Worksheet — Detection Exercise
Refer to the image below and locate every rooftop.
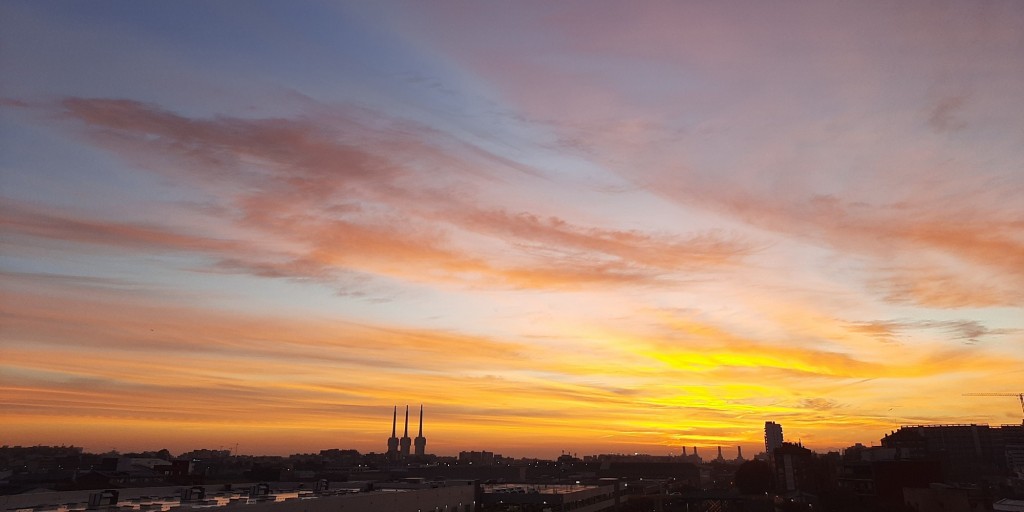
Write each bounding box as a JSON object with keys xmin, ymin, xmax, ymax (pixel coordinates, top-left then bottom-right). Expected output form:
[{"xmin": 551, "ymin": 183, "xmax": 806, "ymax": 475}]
[{"xmin": 481, "ymin": 483, "xmax": 597, "ymax": 495}]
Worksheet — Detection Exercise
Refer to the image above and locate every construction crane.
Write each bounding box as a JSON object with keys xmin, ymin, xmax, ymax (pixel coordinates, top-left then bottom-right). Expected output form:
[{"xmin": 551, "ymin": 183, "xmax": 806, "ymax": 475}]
[{"xmin": 962, "ymin": 393, "xmax": 1024, "ymax": 422}]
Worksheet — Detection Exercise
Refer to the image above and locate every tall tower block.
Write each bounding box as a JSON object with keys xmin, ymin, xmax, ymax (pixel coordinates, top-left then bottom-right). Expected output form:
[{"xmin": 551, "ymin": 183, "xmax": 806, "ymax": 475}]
[
  {"xmin": 399, "ymin": 405, "xmax": 412, "ymax": 459},
  {"xmin": 765, "ymin": 421, "xmax": 784, "ymax": 460},
  {"xmin": 414, "ymin": 404, "xmax": 427, "ymax": 456},
  {"xmin": 386, "ymin": 406, "xmax": 399, "ymax": 461}
]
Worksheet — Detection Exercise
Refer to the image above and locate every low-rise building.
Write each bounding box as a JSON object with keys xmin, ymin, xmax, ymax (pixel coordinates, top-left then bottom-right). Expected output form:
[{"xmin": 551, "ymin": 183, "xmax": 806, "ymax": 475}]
[{"xmin": 478, "ymin": 483, "xmax": 617, "ymax": 512}]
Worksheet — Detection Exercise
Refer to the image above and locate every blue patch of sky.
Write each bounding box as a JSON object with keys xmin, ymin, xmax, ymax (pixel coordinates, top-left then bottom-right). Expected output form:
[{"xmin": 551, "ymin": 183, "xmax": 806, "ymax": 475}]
[
  {"xmin": 11, "ymin": 1, "xmax": 542, "ymax": 172},
  {"xmin": 6, "ymin": 1, "xmax": 594, "ymax": 201},
  {"xmin": 0, "ymin": 116, "xmax": 223, "ymax": 231}
]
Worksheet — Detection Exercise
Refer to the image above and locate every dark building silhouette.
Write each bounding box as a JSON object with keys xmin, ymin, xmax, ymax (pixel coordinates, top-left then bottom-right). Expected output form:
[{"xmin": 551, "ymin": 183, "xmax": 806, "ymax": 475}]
[
  {"xmin": 386, "ymin": 406, "xmax": 400, "ymax": 462},
  {"xmin": 881, "ymin": 423, "xmax": 1020, "ymax": 483},
  {"xmin": 399, "ymin": 405, "xmax": 412, "ymax": 460},
  {"xmin": 479, "ymin": 482, "xmax": 618, "ymax": 511},
  {"xmin": 1004, "ymin": 423, "xmax": 1024, "ymax": 478},
  {"xmin": 689, "ymin": 446, "xmax": 702, "ymax": 463},
  {"xmin": 764, "ymin": 421, "xmax": 783, "ymax": 461},
  {"xmin": 838, "ymin": 445, "xmax": 943, "ymax": 510},
  {"xmin": 385, "ymin": 404, "xmax": 429, "ymax": 463},
  {"xmin": 774, "ymin": 442, "xmax": 814, "ymax": 493},
  {"xmin": 414, "ymin": 404, "xmax": 427, "ymax": 457},
  {"xmin": 459, "ymin": 450, "xmax": 497, "ymax": 466},
  {"xmin": 771, "ymin": 442, "xmax": 841, "ymax": 508},
  {"xmin": 681, "ymin": 446, "xmax": 702, "ymax": 464}
]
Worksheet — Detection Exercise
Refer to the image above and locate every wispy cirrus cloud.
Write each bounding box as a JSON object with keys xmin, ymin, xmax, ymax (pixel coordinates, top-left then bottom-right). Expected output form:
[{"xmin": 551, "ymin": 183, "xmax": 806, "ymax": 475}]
[
  {"xmin": 446, "ymin": 208, "xmax": 753, "ymax": 270},
  {"xmin": 391, "ymin": 2, "xmax": 1024, "ymax": 309},
  {"xmin": 3, "ymin": 97, "xmax": 755, "ymax": 292},
  {"xmin": 0, "ymin": 200, "xmax": 245, "ymax": 254},
  {"xmin": 799, "ymin": 398, "xmax": 842, "ymax": 411},
  {"xmin": 710, "ymin": 194, "xmax": 1024, "ymax": 308},
  {"xmin": 847, "ymin": 318, "xmax": 1017, "ymax": 345},
  {"xmin": 927, "ymin": 93, "xmax": 969, "ymax": 133}
]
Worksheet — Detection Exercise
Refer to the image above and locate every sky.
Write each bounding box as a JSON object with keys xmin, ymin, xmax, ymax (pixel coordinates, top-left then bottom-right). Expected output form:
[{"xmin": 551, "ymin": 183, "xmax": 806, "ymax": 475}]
[{"xmin": 1, "ymin": 1, "xmax": 1023, "ymax": 459}]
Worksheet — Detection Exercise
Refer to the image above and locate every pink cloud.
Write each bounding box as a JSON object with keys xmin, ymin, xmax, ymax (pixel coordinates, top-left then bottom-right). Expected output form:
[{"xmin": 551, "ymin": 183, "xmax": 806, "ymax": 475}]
[
  {"xmin": 1, "ymin": 97, "xmax": 758, "ymax": 291},
  {"xmin": 385, "ymin": 1, "xmax": 1024, "ymax": 308},
  {"xmin": 0, "ymin": 200, "xmax": 244, "ymax": 254}
]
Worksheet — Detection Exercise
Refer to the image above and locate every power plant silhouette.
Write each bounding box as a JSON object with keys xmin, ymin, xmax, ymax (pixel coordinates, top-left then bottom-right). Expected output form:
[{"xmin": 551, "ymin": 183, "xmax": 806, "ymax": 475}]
[{"xmin": 387, "ymin": 405, "xmax": 427, "ymax": 461}]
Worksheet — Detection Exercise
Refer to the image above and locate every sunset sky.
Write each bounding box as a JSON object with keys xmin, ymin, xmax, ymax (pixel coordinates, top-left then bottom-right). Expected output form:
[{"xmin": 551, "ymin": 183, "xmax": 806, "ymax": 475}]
[{"xmin": 1, "ymin": 1, "xmax": 1023, "ymax": 458}]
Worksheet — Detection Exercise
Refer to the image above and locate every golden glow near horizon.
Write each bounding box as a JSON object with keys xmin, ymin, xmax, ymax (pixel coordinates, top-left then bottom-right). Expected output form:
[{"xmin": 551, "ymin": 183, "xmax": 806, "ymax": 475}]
[{"xmin": 1, "ymin": 1, "xmax": 1023, "ymax": 458}]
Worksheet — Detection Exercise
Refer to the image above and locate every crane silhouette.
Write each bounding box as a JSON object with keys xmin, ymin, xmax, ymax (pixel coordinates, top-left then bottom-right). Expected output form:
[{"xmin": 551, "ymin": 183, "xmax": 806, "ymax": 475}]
[{"xmin": 962, "ymin": 393, "xmax": 1024, "ymax": 422}]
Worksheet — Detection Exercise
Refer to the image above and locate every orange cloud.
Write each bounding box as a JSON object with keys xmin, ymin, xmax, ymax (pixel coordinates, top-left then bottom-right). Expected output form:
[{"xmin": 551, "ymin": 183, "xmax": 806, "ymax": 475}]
[
  {"xmin": 3, "ymin": 268, "xmax": 1021, "ymax": 456},
  {"xmin": 0, "ymin": 200, "xmax": 245, "ymax": 254},
  {"xmin": 392, "ymin": 3, "xmax": 1024, "ymax": 310},
  {"xmin": 0, "ymin": 97, "xmax": 760, "ymax": 294}
]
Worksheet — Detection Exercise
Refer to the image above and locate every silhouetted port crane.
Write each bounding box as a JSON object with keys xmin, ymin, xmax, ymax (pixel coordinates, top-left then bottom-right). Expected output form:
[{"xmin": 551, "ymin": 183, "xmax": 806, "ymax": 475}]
[{"xmin": 962, "ymin": 393, "xmax": 1024, "ymax": 422}]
